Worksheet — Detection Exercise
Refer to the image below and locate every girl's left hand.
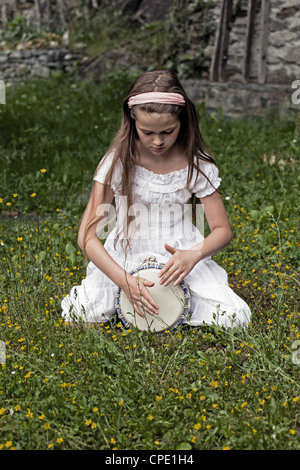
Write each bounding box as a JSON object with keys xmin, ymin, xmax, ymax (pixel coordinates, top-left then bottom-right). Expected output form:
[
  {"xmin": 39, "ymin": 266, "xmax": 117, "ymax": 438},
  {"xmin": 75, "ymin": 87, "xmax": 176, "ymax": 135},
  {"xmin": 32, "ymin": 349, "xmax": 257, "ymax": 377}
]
[{"xmin": 158, "ymin": 243, "xmax": 200, "ymax": 286}]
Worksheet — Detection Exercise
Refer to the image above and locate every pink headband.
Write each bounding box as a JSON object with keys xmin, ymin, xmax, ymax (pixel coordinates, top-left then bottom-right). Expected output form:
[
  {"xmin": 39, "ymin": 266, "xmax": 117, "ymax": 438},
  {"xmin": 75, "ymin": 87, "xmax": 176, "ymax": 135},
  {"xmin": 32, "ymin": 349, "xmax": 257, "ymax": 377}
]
[{"xmin": 128, "ymin": 92, "xmax": 185, "ymax": 108}]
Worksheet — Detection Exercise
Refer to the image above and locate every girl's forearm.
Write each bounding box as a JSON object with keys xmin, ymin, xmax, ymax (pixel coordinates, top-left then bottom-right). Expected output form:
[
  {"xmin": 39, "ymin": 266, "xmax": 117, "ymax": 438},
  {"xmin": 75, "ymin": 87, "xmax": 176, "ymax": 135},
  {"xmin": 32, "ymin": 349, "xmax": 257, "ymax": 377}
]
[
  {"xmin": 83, "ymin": 236, "xmax": 159, "ymax": 315},
  {"xmin": 190, "ymin": 226, "xmax": 232, "ymax": 262},
  {"xmin": 83, "ymin": 236, "xmax": 129, "ymax": 290}
]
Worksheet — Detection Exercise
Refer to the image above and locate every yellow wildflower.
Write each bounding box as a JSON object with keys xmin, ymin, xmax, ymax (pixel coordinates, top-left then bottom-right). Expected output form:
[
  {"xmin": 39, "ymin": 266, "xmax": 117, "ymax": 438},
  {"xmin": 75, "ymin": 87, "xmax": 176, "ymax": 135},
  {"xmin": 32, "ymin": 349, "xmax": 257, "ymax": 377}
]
[{"xmin": 26, "ymin": 408, "xmax": 33, "ymax": 418}]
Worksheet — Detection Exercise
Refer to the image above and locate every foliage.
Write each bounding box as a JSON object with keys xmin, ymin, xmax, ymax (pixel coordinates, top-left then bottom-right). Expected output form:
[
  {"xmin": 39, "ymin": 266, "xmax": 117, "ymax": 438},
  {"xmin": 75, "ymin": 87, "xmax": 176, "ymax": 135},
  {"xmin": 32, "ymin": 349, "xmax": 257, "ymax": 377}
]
[
  {"xmin": 0, "ymin": 1, "xmax": 215, "ymax": 79},
  {"xmin": 71, "ymin": 0, "xmax": 215, "ymax": 78},
  {"xmin": 0, "ymin": 75, "xmax": 299, "ymax": 450}
]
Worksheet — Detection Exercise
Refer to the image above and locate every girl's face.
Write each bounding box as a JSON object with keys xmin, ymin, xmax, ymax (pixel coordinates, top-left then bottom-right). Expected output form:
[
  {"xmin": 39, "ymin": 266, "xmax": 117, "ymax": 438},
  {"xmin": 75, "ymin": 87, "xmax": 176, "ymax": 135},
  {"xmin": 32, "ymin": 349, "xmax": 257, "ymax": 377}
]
[{"xmin": 134, "ymin": 109, "xmax": 181, "ymax": 158}]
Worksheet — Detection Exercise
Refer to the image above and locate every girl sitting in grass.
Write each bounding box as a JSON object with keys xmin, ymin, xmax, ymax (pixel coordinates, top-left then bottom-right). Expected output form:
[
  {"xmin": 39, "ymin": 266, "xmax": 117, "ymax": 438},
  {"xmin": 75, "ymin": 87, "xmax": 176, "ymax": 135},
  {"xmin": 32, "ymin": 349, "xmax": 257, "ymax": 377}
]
[{"xmin": 61, "ymin": 69, "xmax": 251, "ymax": 329}]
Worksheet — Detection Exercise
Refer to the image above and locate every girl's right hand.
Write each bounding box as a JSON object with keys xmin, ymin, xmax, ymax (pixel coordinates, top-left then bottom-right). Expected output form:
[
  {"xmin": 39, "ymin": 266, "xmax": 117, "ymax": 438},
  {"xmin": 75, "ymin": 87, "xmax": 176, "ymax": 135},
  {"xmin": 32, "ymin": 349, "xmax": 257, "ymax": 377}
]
[{"xmin": 121, "ymin": 274, "xmax": 159, "ymax": 318}]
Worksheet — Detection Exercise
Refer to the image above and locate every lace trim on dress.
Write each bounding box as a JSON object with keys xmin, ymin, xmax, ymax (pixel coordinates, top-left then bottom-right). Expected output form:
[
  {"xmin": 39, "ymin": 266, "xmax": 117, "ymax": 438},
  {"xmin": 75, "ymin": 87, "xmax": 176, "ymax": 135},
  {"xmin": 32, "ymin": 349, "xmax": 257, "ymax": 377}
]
[{"xmin": 134, "ymin": 165, "xmax": 189, "ymax": 193}]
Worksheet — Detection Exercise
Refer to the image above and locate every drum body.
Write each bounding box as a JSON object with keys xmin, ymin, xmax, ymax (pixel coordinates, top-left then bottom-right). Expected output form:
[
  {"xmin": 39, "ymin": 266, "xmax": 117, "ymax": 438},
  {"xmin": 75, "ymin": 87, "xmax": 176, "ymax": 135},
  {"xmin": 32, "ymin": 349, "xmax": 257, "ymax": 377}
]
[{"xmin": 115, "ymin": 256, "xmax": 190, "ymax": 333}]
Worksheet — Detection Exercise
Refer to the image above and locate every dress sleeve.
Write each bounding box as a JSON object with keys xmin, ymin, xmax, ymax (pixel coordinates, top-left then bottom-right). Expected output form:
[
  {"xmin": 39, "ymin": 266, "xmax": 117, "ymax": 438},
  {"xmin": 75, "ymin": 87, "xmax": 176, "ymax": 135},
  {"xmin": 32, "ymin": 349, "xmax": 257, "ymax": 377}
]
[
  {"xmin": 193, "ymin": 160, "xmax": 222, "ymax": 198},
  {"xmin": 93, "ymin": 151, "xmax": 122, "ymax": 192}
]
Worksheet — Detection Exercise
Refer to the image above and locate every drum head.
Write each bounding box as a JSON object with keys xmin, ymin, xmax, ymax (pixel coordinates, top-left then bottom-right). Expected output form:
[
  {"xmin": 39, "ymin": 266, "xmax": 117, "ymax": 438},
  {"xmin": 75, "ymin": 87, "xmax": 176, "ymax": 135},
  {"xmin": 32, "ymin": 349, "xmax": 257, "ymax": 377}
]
[{"xmin": 115, "ymin": 265, "xmax": 190, "ymax": 333}]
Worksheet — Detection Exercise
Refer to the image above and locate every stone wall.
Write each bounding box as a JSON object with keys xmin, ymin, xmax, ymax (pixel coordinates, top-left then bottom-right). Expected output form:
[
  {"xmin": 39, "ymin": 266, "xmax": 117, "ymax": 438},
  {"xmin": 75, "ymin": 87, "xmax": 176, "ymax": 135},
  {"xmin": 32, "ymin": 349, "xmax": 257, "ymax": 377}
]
[
  {"xmin": 207, "ymin": 0, "xmax": 300, "ymax": 85},
  {"xmin": 266, "ymin": 0, "xmax": 300, "ymax": 85},
  {"xmin": 182, "ymin": 79, "xmax": 299, "ymax": 119},
  {"xmin": 195, "ymin": 0, "xmax": 300, "ymax": 116},
  {"xmin": 0, "ymin": 48, "xmax": 88, "ymax": 82}
]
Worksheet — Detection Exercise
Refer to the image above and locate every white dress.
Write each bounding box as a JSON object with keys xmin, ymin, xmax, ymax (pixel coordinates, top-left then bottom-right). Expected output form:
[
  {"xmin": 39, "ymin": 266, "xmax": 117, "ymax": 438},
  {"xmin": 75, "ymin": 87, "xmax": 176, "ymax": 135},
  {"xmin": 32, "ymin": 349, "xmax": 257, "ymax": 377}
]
[{"xmin": 61, "ymin": 152, "xmax": 251, "ymax": 329}]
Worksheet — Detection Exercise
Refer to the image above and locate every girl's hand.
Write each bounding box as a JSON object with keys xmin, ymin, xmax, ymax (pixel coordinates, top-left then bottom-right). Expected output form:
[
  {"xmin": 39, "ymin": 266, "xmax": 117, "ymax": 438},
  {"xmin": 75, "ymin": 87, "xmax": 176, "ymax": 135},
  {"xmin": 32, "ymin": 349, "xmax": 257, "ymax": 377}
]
[
  {"xmin": 158, "ymin": 243, "xmax": 200, "ymax": 286},
  {"xmin": 122, "ymin": 274, "xmax": 159, "ymax": 318}
]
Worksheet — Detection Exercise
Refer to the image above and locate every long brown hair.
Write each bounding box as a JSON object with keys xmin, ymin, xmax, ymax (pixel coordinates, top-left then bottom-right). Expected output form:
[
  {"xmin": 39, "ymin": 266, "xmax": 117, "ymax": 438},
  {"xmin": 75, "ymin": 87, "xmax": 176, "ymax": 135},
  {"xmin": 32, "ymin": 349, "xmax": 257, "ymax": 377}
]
[{"xmin": 82, "ymin": 69, "xmax": 217, "ymax": 252}]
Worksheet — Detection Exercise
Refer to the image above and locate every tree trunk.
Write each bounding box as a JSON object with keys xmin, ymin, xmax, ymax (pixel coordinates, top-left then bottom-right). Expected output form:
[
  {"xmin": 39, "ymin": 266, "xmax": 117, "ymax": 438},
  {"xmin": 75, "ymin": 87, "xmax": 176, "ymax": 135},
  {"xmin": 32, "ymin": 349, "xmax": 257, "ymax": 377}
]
[
  {"xmin": 57, "ymin": 0, "xmax": 67, "ymax": 27},
  {"xmin": 45, "ymin": 0, "xmax": 52, "ymax": 29},
  {"xmin": 34, "ymin": 0, "xmax": 42, "ymax": 30}
]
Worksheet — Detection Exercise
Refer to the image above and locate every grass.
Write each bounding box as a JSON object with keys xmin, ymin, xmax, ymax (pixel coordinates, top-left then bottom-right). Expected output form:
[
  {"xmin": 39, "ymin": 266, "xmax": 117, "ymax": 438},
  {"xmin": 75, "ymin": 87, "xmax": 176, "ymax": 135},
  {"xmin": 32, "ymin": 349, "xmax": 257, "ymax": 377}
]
[{"xmin": 0, "ymin": 75, "xmax": 299, "ymax": 450}]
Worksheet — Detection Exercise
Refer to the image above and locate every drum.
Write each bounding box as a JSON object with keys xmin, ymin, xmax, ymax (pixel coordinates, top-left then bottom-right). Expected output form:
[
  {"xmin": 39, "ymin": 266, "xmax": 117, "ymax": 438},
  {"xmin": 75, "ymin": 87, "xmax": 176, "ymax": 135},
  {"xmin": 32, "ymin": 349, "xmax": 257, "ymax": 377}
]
[{"xmin": 115, "ymin": 256, "xmax": 190, "ymax": 333}]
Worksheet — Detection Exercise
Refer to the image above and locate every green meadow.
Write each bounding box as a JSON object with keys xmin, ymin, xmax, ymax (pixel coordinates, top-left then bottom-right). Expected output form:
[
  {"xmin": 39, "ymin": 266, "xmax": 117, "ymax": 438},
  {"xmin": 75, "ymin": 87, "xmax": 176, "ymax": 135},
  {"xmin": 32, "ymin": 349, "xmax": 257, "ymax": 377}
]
[{"xmin": 0, "ymin": 74, "xmax": 299, "ymax": 450}]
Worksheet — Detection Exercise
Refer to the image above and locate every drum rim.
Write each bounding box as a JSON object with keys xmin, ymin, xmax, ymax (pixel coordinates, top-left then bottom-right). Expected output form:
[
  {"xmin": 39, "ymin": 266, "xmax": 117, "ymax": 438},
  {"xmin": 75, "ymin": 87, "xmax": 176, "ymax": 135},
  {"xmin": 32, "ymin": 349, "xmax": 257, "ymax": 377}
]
[{"xmin": 115, "ymin": 259, "xmax": 190, "ymax": 333}]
